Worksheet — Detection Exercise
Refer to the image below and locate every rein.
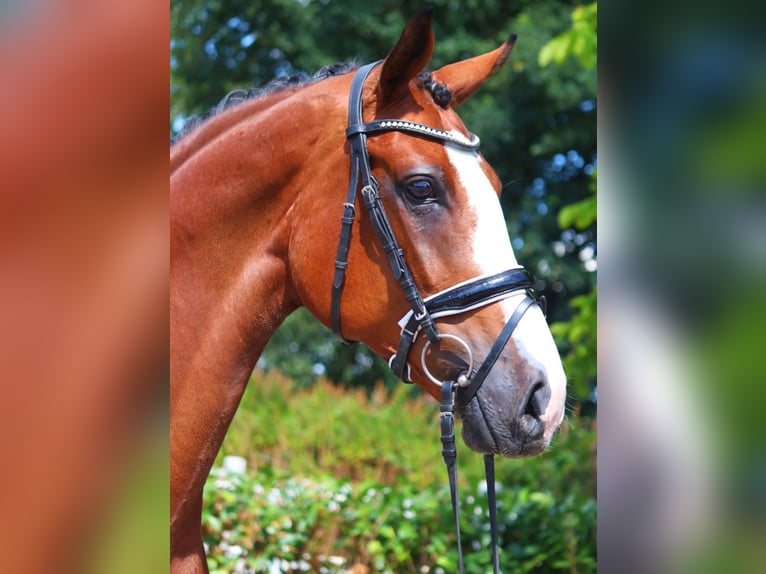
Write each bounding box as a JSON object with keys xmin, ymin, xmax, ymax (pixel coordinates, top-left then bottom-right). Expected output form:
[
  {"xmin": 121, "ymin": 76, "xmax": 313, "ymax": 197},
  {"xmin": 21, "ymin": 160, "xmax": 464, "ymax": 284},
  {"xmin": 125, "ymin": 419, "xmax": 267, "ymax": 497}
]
[{"xmin": 331, "ymin": 61, "xmax": 545, "ymax": 573}]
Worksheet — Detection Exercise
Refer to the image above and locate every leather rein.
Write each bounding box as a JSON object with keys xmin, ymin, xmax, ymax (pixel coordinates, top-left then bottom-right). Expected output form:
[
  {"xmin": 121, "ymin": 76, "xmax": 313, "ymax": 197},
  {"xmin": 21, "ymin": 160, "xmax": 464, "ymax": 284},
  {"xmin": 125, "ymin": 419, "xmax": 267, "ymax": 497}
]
[{"xmin": 331, "ymin": 61, "xmax": 546, "ymax": 573}]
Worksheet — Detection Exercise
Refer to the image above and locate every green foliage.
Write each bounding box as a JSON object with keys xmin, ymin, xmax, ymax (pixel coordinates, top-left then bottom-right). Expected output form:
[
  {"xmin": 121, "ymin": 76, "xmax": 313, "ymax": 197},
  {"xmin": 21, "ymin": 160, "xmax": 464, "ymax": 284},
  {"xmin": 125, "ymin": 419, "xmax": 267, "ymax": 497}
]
[
  {"xmin": 258, "ymin": 308, "xmax": 399, "ymax": 392},
  {"xmin": 219, "ymin": 371, "xmax": 596, "ymax": 494},
  {"xmin": 557, "ymin": 194, "xmax": 596, "ymax": 230},
  {"xmin": 691, "ymin": 87, "xmax": 766, "ymax": 188},
  {"xmin": 204, "ymin": 469, "xmax": 596, "ymax": 573},
  {"xmin": 550, "ymin": 288, "xmax": 597, "ymax": 401},
  {"xmin": 558, "ymin": 171, "xmax": 596, "ymax": 230},
  {"xmin": 205, "ymin": 371, "xmax": 596, "ymax": 573},
  {"xmin": 536, "ymin": 3, "xmax": 597, "ymax": 405},
  {"xmin": 539, "ymin": 3, "xmax": 597, "ymax": 70}
]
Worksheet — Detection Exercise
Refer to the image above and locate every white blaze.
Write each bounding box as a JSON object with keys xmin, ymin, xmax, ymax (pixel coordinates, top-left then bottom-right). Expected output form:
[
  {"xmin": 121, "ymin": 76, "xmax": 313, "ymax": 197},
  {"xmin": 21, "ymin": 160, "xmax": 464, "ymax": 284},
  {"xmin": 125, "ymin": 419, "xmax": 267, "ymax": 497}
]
[
  {"xmin": 445, "ymin": 145, "xmax": 567, "ymax": 431},
  {"xmin": 444, "ymin": 147, "xmax": 518, "ymax": 274}
]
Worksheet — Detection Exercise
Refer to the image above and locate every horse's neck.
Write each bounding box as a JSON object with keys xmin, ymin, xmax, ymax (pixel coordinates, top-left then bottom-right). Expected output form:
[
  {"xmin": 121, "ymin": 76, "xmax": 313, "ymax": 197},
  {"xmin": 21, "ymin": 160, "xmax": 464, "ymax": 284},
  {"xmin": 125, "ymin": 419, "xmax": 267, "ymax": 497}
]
[
  {"xmin": 170, "ymin": 90, "xmax": 343, "ymax": 385},
  {"xmin": 170, "ymin": 88, "xmax": 303, "ymax": 174}
]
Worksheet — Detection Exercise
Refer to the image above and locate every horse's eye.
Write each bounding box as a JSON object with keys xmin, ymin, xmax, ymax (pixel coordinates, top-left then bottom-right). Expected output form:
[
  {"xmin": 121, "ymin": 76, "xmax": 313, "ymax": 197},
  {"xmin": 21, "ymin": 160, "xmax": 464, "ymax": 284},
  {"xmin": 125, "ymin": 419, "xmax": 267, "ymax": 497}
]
[{"xmin": 405, "ymin": 179, "xmax": 437, "ymax": 202}]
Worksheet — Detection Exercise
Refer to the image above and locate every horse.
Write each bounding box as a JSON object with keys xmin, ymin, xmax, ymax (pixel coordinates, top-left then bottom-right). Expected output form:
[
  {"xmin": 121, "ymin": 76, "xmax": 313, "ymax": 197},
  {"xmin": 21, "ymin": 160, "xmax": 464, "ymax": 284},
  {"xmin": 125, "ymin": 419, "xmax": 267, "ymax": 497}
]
[{"xmin": 170, "ymin": 9, "xmax": 566, "ymax": 573}]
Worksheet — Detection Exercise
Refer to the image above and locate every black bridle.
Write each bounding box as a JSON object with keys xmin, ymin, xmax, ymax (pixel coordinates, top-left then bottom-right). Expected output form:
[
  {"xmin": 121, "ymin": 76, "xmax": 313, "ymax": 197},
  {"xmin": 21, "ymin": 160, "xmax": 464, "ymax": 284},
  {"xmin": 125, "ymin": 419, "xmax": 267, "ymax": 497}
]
[{"xmin": 331, "ymin": 61, "xmax": 546, "ymax": 573}]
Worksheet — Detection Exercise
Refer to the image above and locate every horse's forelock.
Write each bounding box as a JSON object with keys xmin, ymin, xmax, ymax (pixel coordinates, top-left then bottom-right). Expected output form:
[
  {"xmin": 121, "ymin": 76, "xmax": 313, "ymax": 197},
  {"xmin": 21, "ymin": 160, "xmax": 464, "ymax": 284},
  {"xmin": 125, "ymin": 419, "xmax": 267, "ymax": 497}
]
[{"xmin": 418, "ymin": 71, "xmax": 452, "ymax": 108}]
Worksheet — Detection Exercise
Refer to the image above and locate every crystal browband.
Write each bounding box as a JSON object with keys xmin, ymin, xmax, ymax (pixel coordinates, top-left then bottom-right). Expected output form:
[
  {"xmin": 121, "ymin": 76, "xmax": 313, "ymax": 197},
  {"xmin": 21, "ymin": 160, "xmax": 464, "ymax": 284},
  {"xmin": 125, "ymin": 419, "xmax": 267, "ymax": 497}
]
[{"xmin": 346, "ymin": 119, "xmax": 481, "ymax": 150}]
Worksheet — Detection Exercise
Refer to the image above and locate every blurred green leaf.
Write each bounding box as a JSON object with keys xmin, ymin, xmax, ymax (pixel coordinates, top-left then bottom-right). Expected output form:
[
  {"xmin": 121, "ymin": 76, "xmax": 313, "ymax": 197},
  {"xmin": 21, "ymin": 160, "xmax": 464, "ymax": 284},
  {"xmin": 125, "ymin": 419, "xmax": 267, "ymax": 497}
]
[
  {"xmin": 539, "ymin": 3, "xmax": 597, "ymax": 69},
  {"xmin": 558, "ymin": 194, "xmax": 596, "ymax": 229}
]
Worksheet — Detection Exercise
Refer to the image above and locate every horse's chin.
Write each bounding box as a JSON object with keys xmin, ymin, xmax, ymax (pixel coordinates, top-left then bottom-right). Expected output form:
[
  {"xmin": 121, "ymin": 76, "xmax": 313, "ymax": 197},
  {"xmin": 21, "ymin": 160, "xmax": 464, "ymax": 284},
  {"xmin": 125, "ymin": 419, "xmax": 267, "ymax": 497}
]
[{"xmin": 459, "ymin": 398, "xmax": 553, "ymax": 458}]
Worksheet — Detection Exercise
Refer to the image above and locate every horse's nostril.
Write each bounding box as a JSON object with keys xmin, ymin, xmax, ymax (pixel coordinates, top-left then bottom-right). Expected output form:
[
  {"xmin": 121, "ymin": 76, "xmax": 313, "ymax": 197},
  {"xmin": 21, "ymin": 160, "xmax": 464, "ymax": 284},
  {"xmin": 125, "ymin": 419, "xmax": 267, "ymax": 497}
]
[
  {"xmin": 518, "ymin": 414, "xmax": 540, "ymax": 436},
  {"xmin": 516, "ymin": 381, "xmax": 550, "ymax": 440},
  {"xmin": 523, "ymin": 381, "xmax": 549, "ymax": 419}
]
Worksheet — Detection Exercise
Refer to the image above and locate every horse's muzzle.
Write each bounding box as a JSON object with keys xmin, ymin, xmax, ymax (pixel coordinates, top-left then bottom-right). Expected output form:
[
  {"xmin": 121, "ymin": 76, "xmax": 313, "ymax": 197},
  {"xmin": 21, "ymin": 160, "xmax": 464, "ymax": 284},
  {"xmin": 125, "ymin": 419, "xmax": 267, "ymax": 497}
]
[{"xmin": 459, "ymin": 370, "xmax": 558, "ymax": 458}]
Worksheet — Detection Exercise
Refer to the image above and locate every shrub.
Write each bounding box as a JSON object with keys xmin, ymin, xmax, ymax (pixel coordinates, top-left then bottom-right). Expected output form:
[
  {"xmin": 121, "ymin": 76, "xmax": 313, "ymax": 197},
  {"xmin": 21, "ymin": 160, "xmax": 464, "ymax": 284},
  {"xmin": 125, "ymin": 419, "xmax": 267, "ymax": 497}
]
[{"xmin": 204, "ymin": 371, "xmax": 596, "ymax": 573}]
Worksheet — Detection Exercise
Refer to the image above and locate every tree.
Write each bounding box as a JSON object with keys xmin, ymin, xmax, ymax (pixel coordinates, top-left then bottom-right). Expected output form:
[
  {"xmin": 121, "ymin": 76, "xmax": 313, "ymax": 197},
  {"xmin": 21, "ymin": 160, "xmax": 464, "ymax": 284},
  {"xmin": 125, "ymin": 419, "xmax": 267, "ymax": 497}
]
[{"xmin": 539, "ymin": 2, "xmax": 597, "ymax": 405}]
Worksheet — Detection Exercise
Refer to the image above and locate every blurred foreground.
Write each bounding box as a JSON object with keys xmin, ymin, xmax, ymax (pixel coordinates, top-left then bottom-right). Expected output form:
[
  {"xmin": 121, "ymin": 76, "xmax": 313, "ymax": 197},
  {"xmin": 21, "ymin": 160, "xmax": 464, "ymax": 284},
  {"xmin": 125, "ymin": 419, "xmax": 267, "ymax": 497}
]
[
  {"xmin": 600, "ymin": 1, "xmax": 766, "ymax": 572},
  {"xmin": 0, "ymin": 1, "xmax": 168, "ymax": 573}
]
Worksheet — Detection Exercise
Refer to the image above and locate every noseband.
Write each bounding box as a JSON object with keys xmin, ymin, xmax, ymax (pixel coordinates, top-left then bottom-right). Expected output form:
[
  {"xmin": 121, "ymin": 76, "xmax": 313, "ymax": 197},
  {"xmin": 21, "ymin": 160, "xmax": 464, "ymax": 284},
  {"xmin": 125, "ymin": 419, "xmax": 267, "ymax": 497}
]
[{"xmin": 331, "ymin": 62, "xmax": 546, "ymax": 573}]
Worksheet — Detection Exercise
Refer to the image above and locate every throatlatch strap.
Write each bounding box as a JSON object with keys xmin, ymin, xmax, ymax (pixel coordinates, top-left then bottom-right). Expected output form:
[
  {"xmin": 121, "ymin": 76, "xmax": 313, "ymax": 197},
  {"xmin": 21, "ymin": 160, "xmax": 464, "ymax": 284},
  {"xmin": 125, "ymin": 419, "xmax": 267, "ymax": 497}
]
[
  {"xmin": 331, "ymin": 155, "xmax": 360, "ymax": 342},
  {"xmin": 330, "ymin": 61, "xmax": 378, "ymax": 341}
]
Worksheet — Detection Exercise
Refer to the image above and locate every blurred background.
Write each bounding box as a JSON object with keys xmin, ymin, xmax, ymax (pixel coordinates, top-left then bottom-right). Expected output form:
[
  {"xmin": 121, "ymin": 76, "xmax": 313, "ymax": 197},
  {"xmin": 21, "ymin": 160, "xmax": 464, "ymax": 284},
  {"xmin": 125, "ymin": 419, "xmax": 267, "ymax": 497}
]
[{"xmin": 598, "ymin": 1, "xmax": 766, "ymax": 572}]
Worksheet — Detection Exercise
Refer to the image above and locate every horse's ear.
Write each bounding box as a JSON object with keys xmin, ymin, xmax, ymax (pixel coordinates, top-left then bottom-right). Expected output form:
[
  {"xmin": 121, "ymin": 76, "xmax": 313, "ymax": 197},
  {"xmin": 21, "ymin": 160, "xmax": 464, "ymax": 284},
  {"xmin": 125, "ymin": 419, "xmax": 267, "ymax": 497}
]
[
  {"xmin": 432, "ymin": 34, "xmax": 517, "ymax": 107},
  {"xmin": 377, "ymin": 8, "xmax": 435, "ymax": 105}
]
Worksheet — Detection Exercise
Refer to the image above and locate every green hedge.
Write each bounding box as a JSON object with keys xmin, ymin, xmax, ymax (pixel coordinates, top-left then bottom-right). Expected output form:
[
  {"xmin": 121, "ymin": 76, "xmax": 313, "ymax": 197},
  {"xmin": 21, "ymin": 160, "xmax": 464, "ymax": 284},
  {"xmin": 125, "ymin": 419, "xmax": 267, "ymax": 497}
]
[{"xmin": 204, "ymin": 371, "xmax": 596, "ymax": 573}]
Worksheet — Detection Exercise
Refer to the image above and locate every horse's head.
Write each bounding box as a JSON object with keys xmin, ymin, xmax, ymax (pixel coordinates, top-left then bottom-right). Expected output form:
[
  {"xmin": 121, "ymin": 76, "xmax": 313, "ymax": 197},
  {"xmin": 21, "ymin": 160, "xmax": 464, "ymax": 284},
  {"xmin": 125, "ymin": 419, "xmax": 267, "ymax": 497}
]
[{"xmin": 292, "ymin": 9, "xmax": 566, "ymax": 457}]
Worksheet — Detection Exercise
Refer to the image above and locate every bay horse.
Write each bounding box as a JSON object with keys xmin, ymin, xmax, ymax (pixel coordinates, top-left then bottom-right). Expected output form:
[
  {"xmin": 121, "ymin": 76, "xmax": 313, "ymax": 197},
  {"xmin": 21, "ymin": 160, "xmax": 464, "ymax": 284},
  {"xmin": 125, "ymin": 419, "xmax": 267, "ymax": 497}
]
[{"xmin": 171, "ymin": 9, "xmax": 566, "ymax": 573}]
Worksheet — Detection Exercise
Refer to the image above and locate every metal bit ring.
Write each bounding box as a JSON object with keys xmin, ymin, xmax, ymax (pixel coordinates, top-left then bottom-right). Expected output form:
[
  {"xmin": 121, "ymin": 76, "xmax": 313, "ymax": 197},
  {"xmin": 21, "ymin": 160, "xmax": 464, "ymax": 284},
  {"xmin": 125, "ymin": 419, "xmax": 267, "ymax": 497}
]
[{"xmin": 421, "ymin": 333, "xmax": 474, "ymax": 387}]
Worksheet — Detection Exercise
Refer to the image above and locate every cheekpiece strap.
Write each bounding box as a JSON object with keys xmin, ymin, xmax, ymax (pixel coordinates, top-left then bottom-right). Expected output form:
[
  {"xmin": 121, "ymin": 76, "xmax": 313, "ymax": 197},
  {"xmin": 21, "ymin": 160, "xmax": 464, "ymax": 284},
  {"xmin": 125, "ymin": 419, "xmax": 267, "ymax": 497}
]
[{"xmin": 334, "ymin": 61, "xmax": 441, "ymax": 346}]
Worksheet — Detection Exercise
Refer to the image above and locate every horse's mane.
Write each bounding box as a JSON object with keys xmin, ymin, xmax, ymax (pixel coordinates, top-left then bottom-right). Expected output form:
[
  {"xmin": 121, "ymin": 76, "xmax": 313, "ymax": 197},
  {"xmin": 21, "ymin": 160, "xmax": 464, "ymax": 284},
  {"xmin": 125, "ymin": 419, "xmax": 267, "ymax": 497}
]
[
  {"xmin": 172, "ymin": 61, "xmax": 451, "ymax": 144},
  {"xmin": 172, "ymin": 62, "xmax": 358, "ymax": 143}
]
